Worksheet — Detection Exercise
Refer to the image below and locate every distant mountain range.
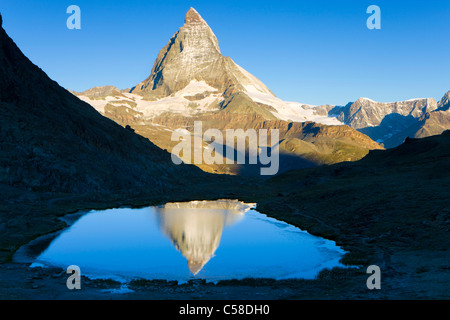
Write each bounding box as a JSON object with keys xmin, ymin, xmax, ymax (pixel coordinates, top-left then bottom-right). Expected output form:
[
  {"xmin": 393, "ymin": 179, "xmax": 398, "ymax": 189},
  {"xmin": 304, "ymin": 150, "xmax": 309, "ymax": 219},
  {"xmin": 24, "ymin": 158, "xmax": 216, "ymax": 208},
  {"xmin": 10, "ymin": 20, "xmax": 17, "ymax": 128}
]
[{"xmin": 318, "ymin": 93, "xmax": 450, "ymax": 148}]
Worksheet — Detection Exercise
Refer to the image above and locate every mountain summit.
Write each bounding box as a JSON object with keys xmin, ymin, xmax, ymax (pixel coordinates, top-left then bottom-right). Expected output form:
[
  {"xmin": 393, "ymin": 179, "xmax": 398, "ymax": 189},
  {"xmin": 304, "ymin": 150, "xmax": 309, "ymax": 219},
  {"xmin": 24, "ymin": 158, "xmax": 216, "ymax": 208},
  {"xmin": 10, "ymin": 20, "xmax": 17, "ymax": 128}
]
[
  {"xmin": 184, "ymin": 7, "xmax": 206, "ymax": 24},
  {"xmin": 132, "ymin": 7, "xmax": 273, "ymax": 102}
]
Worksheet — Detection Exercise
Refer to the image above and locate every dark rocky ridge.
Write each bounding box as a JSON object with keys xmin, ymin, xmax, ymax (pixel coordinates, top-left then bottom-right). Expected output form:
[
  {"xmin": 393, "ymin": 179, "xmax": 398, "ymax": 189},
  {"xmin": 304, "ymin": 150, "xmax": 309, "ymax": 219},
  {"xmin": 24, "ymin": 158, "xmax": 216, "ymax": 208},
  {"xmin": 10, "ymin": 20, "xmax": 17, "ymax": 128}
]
[{"xmin": 0, "ymin": 13, "xmax": 201, "ymax": 193}]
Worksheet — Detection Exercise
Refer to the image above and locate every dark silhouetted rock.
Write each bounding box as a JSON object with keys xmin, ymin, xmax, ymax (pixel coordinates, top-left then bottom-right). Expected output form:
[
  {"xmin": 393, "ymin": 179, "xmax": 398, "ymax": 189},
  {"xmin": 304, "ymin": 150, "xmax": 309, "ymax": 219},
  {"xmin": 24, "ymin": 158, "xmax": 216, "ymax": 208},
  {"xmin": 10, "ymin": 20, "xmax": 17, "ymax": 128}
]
[{"xmin": 0, "ymin": 16, "xmax": 201, "ymax": 193}]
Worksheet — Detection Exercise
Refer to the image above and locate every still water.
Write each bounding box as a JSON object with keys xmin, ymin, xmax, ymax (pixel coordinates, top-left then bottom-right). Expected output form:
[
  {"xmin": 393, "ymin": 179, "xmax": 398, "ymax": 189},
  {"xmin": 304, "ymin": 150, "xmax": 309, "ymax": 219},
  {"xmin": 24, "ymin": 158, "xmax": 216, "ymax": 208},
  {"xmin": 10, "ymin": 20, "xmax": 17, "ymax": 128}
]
[{"xmin": 34, "ymin": 200, "xmax": 346, "ymax": 282}]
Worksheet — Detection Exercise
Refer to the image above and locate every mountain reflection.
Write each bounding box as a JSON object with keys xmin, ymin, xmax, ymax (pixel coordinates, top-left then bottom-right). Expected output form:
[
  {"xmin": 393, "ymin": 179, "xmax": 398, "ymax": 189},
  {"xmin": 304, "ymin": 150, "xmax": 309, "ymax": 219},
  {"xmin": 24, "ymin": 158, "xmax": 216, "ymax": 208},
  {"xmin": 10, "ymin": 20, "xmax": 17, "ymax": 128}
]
[{"xmin": 155, "ymin": 200, "xmax": 254, "ymax": 275}]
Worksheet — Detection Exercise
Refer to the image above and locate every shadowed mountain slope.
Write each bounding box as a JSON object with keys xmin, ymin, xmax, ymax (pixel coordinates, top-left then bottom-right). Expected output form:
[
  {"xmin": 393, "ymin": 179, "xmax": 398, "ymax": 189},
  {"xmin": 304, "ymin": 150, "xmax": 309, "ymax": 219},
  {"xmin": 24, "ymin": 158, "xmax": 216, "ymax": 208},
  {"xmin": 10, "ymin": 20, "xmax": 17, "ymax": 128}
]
[
  {"xmin": 0, "ymin": 13, "xmax": 201, "ymax": 194},
  {"xmin": 263, "ymin": 129, "xmax": 450, "ymax": 261}
]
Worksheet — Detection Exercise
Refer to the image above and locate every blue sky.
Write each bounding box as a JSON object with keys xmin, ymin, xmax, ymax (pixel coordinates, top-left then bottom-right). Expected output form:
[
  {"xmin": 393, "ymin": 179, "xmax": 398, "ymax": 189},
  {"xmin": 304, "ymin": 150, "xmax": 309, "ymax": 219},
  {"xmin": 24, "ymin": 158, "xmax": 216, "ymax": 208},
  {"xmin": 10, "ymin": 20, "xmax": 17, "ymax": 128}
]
[{"xmin": 1, "ymin": 0, "xmax": 449, "ymax": 106}]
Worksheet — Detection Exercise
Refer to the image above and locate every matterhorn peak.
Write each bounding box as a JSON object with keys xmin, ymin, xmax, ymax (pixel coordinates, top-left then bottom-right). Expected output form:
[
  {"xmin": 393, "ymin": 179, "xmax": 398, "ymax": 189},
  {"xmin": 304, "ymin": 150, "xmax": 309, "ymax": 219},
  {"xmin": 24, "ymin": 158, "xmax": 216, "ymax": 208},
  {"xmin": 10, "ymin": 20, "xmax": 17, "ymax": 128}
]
[
  {"xmin": 131, "ymin": 7, "xmax": 274, "ymax": 101},
  {"xmin": 185, "ymin": 7, "xmax": 205, "ymax": 24}
]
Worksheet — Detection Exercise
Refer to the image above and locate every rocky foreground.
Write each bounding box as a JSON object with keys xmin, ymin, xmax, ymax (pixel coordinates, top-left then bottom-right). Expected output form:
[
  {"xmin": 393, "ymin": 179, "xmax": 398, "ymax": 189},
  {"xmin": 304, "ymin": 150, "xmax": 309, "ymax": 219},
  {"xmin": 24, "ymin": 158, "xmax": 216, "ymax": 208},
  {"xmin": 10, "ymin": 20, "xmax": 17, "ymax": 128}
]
[{"xmin": 1, "ymin": 131, "xmax": 449, "ymax": 299}]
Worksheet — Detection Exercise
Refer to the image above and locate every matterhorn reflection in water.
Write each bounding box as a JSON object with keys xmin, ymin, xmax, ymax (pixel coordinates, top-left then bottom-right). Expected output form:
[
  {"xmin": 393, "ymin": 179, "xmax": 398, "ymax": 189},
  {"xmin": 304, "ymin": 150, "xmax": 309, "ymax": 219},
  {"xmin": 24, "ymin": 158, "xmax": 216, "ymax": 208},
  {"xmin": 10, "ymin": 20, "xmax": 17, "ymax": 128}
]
[
  {"xmin": 33, "ymin": 200, "xmax": 346, "ymax": 282},
  {"xmin": 155, "ymin": 200, "xmax": 250, "ymax": 275}
]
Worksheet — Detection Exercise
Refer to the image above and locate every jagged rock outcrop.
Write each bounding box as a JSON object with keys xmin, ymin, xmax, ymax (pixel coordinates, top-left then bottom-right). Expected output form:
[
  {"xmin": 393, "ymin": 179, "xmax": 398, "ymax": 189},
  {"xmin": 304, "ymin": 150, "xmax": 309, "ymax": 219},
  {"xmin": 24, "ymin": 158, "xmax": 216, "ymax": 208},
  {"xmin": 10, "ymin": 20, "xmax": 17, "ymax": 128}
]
[
  {"xmin": 438, "ymin": 91, "xmax": 450, "ymax": 111},
  {"xmin": 328, "ymin": 95, "xmax": 450, "ymax": 148},
  {"xmin": 338, "ymin": 97, "xmax": 438, "ymax": 130},
  {"xmin": 415, "ymin": 109, "xmax": 450, "ymax": 138}
]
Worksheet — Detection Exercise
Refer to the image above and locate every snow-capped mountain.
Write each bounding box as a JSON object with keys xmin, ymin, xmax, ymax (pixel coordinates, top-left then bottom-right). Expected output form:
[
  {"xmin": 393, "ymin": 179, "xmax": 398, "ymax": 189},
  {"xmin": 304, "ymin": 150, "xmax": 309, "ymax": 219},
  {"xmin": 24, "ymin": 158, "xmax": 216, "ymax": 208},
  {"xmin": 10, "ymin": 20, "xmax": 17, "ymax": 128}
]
[
  {"xmin": 76, "ymin": 8, "xmax": 342, "ymax": 126},
  {"xmin": 316, "ymin": 93, "xmax": 450, "ymax": 148},
  {"xmin": 72, "ymin": 8, "xmax": 384, "ymax": 175}
]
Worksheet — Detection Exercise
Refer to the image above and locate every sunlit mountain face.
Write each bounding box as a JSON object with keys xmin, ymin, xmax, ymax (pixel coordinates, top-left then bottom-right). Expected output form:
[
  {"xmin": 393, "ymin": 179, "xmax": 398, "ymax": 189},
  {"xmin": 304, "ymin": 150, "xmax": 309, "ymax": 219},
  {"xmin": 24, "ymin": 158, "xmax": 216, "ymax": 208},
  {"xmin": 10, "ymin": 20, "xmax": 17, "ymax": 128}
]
[{"xmin": 72, "ymin": 8, "xmax": 383, "ymax": 176}]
